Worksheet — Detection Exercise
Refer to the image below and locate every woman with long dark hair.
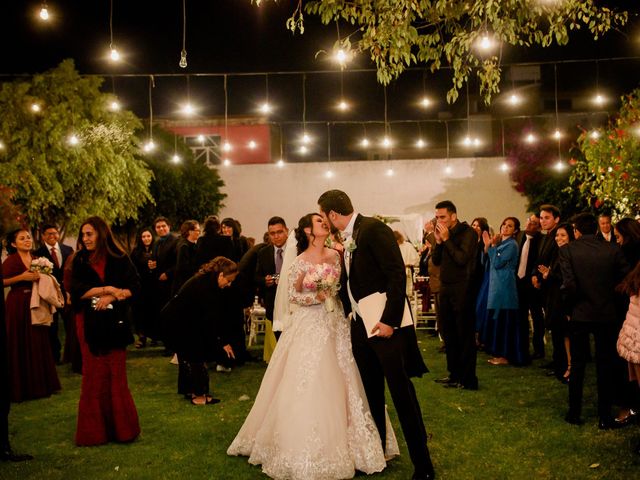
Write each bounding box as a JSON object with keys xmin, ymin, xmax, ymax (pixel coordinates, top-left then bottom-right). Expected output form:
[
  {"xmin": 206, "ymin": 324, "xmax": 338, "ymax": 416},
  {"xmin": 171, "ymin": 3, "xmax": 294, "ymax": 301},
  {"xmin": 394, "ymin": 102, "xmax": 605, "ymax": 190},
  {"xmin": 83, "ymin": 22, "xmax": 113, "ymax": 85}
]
[
  {"xmin": 162, "ymin": 256, "xmax": 238, "ymax": 405},
  {"xmin": 130, "ymin": 227, "xmax": 157, "ymax": 348},
  {"xmin": 3, "ymin": 229, "xmax": 60, "ymax": 402},
  {"xmin": 70, "ymin": 216, "xmax": 140, "ymax": 446},
  {"xmin": 221, "ymin": 217, "xmax": 249, "ymax": 262},
  {"xmin": 172, "ymin": 220, "xmax": 201, "ymax": 294}
]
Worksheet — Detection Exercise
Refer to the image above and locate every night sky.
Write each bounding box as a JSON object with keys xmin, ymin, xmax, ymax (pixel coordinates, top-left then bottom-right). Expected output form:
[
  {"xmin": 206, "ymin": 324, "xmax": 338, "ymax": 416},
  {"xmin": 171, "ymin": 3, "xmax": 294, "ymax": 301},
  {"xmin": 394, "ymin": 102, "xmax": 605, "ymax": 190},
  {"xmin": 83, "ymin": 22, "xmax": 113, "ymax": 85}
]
[{"xmin": 2, "ymin": 1, "xmax": 639, "ymax": 152}]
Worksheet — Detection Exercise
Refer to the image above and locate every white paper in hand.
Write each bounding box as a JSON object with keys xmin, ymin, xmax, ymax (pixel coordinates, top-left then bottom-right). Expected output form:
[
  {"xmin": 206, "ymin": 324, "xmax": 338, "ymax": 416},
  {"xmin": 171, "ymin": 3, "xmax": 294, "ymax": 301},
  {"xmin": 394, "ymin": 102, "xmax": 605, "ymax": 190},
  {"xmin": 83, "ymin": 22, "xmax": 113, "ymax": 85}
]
[{"xmin": 357, "ymin": 292, "xmax": 414, "ymax": 338}]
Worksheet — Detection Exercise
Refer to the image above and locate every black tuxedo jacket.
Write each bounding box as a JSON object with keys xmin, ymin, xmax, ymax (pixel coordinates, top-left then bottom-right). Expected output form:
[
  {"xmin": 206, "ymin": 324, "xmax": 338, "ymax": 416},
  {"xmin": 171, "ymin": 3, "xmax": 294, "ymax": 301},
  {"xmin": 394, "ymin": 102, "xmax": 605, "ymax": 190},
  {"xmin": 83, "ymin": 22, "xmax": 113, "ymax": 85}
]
[
  {"xmin": 340, "ymin": 215, "xmax": 406, "ymax": 328},
  {"xmin": 595, "ymin": 231, "xmax": 617, "ymax": 244},
  {"xmin": 35, "ymin": 242, "xmax": 74, "ymax": 288},
  {"xmin": 559, "ymin": 234, "xmax": 629, "ymax": 324},
  {"xmin": 255, "ymin": 245, "xmax": 278, "ymax": 320},
  {"xmin": 154, "ymin": 233, "xmax": 179, "ymax": 282}
]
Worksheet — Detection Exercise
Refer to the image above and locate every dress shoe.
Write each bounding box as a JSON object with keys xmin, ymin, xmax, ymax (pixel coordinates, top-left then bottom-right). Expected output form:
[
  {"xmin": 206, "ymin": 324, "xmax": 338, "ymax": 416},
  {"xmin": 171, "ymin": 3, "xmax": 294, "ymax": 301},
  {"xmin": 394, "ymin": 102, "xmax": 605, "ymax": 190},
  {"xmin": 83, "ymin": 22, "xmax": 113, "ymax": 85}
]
[
  {"xmin": 434, "ymin": 376, "xmax": 455, "ymax": 384},
  {"xmin": 598, "ymin": 418, "xmax": 624, "ymax": 430},
  {"xmin": 564, "ymin": 413, "xmax": 584, "ymax": 426},
  {"xmin": 0, "ymin": 449, "xmax": 33, "ymax": 462}
]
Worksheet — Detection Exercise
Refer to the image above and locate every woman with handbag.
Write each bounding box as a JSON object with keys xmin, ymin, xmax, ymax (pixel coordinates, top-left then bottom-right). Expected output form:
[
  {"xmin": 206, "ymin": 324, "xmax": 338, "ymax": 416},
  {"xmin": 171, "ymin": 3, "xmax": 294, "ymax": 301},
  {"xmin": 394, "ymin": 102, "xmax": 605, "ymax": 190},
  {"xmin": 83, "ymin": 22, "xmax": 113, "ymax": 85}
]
[{"xmin": 70, "ymin": 216, "xmax": 141, "ymax": 446}]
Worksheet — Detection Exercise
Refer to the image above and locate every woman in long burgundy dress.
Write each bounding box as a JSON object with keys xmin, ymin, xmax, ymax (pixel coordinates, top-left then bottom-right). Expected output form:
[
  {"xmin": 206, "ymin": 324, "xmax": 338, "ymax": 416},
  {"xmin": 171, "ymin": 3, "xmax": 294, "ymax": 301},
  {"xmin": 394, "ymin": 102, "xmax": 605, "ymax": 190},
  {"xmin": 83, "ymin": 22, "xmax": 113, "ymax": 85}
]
[
  {"xmin": 70, "ymin": 216, "xmax": 140, "ymax": 446},
  {"xmin": 3, "ymin": 229, "xmax": 61, "ymax": 402}
]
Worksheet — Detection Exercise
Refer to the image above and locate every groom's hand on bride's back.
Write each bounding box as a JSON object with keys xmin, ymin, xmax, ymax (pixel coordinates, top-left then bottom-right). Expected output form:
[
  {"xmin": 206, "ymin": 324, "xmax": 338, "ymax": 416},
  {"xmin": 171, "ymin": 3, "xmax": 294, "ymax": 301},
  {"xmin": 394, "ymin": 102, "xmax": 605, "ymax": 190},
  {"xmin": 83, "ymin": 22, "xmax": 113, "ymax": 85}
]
[{"xmin": 371, "ymin": 322, "xmax": 393, "ymax": 338}]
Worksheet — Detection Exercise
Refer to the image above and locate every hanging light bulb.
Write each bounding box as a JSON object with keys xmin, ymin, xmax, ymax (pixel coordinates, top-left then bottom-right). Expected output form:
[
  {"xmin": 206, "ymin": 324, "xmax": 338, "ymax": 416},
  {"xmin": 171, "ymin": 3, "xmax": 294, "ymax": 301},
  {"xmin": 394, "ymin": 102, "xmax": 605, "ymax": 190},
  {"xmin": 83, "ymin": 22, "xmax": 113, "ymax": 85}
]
[
  {"xmin": 31, "ymin": 103, "xmax": 41, "ymax": 113},
  {"xmin": 463, "ymin": 136, "xmax": 472, "ymax": 146},
  {"xmin": 276, "ymin": 159, "xmax": 285, "ymax": 168},
  {"xmin": 334, "ymin": 49, "xmax": 348, "ymax": 67},
  {"xmin": 593, "ymin": 93, "xmax": 605, "ymax": 106},
  {"xmin": 179, "ymin": 49, "xmax": 188, "ymax": 69},
  {"xmin": 298, "ymin": 145, "xmax": 309, "ymax": 155},
  {"xmin": 553, "ymin": 160, "xmax": 566, "ymax": 171},
  {"xmin": 477, "ymin": 34, "xmax": 495, "ymax": 51},
  {"xmin": 386, "ymin": 168, "xmax": 395, "ymax": 177},
  {"xmin": 248, "ymin": 140, "xmax": 257, "ymax": 149},
  {"xmin": 197, "ymin": 134, "xmax": 205, "ymax": 144},
  {"xmin": 110, "ymin": 48, "xmax": 120, "ymax": 62},
  {"xmin": 337, "ymin": 100, "xmax": 349, "ymax": 111},
  {"xmin": 172, "ymin": 154, "xmax": 181, "ymax": 163},
  {"xmin": 525, "ymin": 133, "xmax": 537, "ymax": 144},
  {"xmin": 259, "ymin": 102, "xmax": 272, "ymax": 114},
  {"xmin": 301, "ymin": 133, "xmax": 311, "ymax": 144},
  {"xmin": 420, "ymin": 97, "xmax": 431, "ymax": 108},
  {"xmin": 590, "ymin": 130, "xmax": 600, "ymax": 140},
  {"xmin": 507, "ymin": 93, "xmax": 522, "ymax": 106},
  {"xmin": 222, "ymin": 141, "xmax": 232, "ymax": 152},
  {"xmin": 39, "ymin": 5, "xmax": 49, "ymax": 21},
  {"xmin": 143, "ymin": 140, "xmax": 156, "ymax": 152},
  {"xmin": 325, "ymin": 170, "xmax": 334, "ymax": 178},
  {"xmin": 553, "ymin": 129, "xmax": 562, "ymax": 140},
  {"xmin": 223, "ymin": 158, "xmax": 232, "ymax": 167},
  {"xmin": 0, "ymin": 141, "xmax": 5, "ymax": 150},
  {"xmin": 415, "ymin": 139, "xmax": 426, "ymax": 148},
  {"xmin": 68, "ymin": 134, "xmax": 80, "ymax": 146},
  {"xmin": 473, "ymin": 138, "xmax": 481, "ymax": 147},
  {"xmin": 360, "ymin": 138, "xmax": 370, "ymax": 148},
  {"xmin": 182, "ymin": 103, "xmax": 195, "ymax": 116},
  {"xmin": 109, "ymin": 100, "xmax": 121, "ymax": 111},
  {"xmin": 499, "ymin": 162, "xmax": 510, "ymax": 172},
  {"xmin": 444, "ymin": 165, "xmax": 453, "ymax": 175},
  {"xmin": 380, "ymin": 136, "xmax": 393, "ymax": 148}
]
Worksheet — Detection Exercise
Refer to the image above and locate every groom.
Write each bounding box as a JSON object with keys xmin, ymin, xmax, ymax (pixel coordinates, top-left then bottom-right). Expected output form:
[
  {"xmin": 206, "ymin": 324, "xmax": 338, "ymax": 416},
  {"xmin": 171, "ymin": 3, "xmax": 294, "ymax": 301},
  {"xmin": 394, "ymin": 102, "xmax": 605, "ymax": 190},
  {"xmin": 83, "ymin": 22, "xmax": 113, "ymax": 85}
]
[{"xmin": 318, "ymin": 190, "xmax": 435, "ymax": 480}]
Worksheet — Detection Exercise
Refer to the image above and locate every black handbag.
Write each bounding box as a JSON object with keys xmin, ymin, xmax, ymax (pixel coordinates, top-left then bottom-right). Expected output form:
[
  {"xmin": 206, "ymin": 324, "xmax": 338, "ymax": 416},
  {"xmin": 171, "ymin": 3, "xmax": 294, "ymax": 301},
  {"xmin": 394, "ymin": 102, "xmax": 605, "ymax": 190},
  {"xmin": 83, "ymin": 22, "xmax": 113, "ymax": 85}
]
[{"xmin": 83, "ymin": 300, "xmax": 134, "ymax": 356}]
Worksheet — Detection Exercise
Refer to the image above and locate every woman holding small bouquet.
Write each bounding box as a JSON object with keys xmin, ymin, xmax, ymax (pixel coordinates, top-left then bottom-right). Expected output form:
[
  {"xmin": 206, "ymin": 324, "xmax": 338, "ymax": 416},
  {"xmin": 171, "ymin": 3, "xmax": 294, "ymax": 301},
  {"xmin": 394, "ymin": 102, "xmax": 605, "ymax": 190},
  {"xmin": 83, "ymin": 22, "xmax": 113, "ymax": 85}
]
[
  {"xmin": 2, "ymin": 229, "xmax": 60, "ymax": 402},
  {"xmin": 228, "ymin": 213, "xmax": 397, "ymax": 480}
]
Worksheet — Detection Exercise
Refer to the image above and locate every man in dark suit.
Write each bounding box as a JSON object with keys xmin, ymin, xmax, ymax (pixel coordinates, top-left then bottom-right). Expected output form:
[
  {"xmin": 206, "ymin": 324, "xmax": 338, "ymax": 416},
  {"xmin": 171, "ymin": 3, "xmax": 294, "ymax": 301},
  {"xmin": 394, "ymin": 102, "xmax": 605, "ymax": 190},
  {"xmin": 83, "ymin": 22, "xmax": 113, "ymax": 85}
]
[
  {"xmin": 35, "ymin": 224, "xmax": 73, "ymax": 364},
  {"xmin": 515, "ymin": 214, "xmax": 544, "ymax": 362},
  {"xmin": 1, "ymin": 261, "xmax": 32, "ymax": 462},
  {"xmin": 152, "ymin": 216, "xmax": 178, "ymax": 349},
  {"xmin": 318, "ymin": 190, "xmax": 433, "ymax": 480},
  {"xmin": 255, "ymin": 217, "xmax": 289, "ymax": 352},
  {"xmin": 560, "ymin": 213, "xmax": 629, "ymax": 428},
  {"xmin": 533, "ymin": 204, "xmax": 562, "ymax": 371},
  {"xmin": 596, "ymin": 213, "xmax": 617, "ymax": 243},
  {"xmin": 431, "ymin": 200, "xmax": 478, "ymax": 391}
]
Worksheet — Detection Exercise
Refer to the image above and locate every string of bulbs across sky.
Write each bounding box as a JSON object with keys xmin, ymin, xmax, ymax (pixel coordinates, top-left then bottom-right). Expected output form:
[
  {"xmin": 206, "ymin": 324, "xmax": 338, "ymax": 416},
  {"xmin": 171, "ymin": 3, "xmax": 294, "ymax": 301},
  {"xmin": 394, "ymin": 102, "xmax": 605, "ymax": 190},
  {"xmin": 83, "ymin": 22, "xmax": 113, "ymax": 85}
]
[{"xmin": 22, "ymin": 1, "xmax": 640, "ymax": 178}]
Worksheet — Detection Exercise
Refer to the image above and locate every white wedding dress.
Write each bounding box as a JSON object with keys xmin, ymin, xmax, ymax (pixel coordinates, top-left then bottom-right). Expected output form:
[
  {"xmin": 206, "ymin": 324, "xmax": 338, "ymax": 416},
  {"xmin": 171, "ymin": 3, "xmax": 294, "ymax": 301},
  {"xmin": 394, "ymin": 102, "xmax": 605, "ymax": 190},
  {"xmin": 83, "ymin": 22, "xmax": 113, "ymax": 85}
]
[{"xmin": 228, "ymin": 254, "xmax": 398, "ymax": 479}]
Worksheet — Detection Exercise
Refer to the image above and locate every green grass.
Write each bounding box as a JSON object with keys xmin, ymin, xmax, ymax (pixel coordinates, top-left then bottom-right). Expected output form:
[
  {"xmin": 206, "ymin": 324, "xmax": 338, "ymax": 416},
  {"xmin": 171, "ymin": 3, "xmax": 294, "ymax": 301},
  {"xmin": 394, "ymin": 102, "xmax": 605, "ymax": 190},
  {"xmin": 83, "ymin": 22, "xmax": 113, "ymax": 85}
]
[{"xmin": 2, "ymin": 332, "xmax": 639, "ymax": 479}]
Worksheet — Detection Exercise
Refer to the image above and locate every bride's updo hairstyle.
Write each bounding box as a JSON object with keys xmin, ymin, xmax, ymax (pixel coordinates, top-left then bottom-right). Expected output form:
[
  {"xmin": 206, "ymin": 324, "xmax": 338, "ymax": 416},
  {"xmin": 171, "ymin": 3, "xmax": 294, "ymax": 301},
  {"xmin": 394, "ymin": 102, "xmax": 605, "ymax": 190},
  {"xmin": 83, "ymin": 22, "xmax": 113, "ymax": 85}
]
[{"xmin": 295, "ymin": 213, "xmax": 318, "ymax": 255}]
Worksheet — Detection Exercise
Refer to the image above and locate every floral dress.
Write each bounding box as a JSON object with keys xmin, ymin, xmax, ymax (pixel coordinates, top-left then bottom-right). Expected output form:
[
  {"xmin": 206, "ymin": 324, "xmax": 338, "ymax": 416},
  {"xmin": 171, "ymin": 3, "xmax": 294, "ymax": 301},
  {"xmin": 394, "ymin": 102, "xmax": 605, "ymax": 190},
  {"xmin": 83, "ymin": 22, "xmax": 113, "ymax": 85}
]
[{"xmin": 228, "ymin": 252, "xmax": 398, "ymax": 479}]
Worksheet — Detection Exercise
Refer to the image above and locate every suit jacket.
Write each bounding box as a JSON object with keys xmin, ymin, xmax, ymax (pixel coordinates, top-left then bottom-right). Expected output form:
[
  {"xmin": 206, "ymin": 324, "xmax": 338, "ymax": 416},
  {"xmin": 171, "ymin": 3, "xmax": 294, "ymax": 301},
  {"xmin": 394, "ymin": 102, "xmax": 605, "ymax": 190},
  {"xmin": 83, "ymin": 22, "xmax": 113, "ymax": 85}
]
[
  {"xmin": 255, "ymin": 244, "xmax": 278, "ymax": 320},
  {"xmin": 431, "ymin": 221, "xmax": 477, "ymax": 287},
  {"xmin": 154, "ymin": 233, "xmax": 179, "ymax": 282},
  {"xmin": 195, "ymin": 234, "xmax": 234, "ymax": 267},
  {"xmin": 35, "ymin": 242, "xmax": 73, "ymax": 290},
  {"xmin": 559, "ymin": 234, "xmax": 629, "ymax": 324},
  {"xmin": 340, "ymin": 215, "xmax": 406, "ymax": 328},
  {"xmin": 595, "ymin": 231, "xmax": 617, "ymax": 244}
]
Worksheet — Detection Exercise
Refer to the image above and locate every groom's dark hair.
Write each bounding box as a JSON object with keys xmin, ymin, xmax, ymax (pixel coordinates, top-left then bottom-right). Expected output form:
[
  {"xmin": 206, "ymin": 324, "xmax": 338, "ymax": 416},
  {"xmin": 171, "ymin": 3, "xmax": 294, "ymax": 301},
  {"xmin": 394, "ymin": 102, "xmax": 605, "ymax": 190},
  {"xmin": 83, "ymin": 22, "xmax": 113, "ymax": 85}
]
[
  {"xmin": 318, "ymin": 190, "xmax": 354, "ymax": 216},
  {"xmin": 435, "ymin": 200, "xmax": 457, "ymax": 214}
]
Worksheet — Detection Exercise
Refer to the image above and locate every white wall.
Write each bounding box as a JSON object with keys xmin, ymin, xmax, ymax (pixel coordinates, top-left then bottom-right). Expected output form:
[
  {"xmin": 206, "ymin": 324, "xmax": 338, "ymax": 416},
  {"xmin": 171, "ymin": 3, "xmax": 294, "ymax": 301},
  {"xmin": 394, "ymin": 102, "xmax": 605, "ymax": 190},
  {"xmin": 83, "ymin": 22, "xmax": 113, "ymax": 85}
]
[{"xmin": 218, "ymin": 157, "xmax": 530, "ymax": 240}]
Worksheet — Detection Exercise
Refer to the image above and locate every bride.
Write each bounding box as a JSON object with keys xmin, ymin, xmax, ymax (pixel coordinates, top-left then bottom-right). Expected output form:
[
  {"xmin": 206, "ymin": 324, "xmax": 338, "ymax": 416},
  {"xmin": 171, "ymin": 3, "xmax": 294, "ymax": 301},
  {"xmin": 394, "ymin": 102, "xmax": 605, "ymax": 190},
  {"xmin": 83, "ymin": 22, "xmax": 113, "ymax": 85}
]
[{"xmin": 227, "ymin": 213, "xmax": 398, "ymax": 479}]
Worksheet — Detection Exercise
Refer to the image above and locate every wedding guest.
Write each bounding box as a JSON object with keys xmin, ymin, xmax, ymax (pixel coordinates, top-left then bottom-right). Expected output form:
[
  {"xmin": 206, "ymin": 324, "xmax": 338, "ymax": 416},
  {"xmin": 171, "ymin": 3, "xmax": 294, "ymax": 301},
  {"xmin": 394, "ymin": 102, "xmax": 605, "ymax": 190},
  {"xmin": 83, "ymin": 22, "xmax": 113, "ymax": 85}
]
[
  {"xmin": 596, "ymin": 213, "xmax": 617, "ymax": 243},
  {"xmin": 432, "ymin": 200, "xmax": 479, "ymax": 390},
  {"xmin": 35, "ymin": 224, "xmax": 73, "ymax": 364},
  {"xmin": 70, "ymin": 216, "xmax": 140, "ymax": 446},
  {"xmin": 395, "ymin": 231, "xmax": 419, "ymax": 296},
  {"xmin": 471, "ymin": 217, "xmax": 491, "ymax": 349},
  {"xmin": 196, "ymin": 215, "xmax": 234, "ymax": 266},
  {"xmin": 614, "ymin": 217, "xmax": 640, "ymax": 269},
  {"xmin": 560, "ymin": 213, "xmax": 629, "ymax": 429},
  {"xmin": 130, "ymin": 228, "xmax": 158, "ymax": 348},
  {"xmin": 255, "ymin": 216, "xmax": 289, "ymax": 359},
  {"xmin": 172, "ymin": 220, "xmax": 201, "ymax": 294},
  {"xmin": 3, "ymin": 229, "xmax": 61, "ymax": 402},
  {"xmin": 152, "ymin": 216, "xmax": 178, "ymax": 351},
  {"xmin": 617, "ymin": 261, "xmax": 640, "ymax": 454},
  {"xmin": 537, "ymin": 223, "xmax": 575, "ymax": 382},
  {"xmin": 221, "ymin": 217, "xmax": 249, "ymax": 262},
  {"xmin": 162, "ymin": 257, "xmax": 238, "ymax": 405},
  {"xmin": 0, "ymin": 260, "xmax": 33, "ymax": 462},
  {"xmin": 484, "ymin": 217, "xmax": 524, "ymax": 366}
]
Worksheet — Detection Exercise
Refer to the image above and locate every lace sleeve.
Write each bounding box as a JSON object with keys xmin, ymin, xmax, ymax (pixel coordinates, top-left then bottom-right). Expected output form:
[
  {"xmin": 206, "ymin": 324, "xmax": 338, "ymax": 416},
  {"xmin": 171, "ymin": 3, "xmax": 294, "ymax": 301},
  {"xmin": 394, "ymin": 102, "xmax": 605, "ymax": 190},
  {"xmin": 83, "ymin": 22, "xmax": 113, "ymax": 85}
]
[{"xmin": 288, "ymin": 259, "xmax": 320, "ymax": 306}]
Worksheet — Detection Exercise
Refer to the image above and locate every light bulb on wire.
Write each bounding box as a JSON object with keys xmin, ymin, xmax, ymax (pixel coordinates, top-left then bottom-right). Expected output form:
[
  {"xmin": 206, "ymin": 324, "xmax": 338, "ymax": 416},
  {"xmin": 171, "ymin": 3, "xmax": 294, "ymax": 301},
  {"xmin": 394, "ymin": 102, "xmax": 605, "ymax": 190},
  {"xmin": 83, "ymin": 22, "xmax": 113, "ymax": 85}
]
[
  {"xmin": 553, "ymin": 160, "xmax": 566, "ymax": 172},
  {"xmin": 525, "ymin": 133, "xmax": 537, "ymax": 144},
  {"xmin": 337, "ymin": 100, "xmax": 349, "ymax": 111},
  {"xmin": 590, "ymin": 130, "xmax": 600, "ymax": 140},
  {"xmin": 259, "ymin": 102, "xmax": 272, "ymax": 114},
  {"xmin": 593, "ymin": 93, "xmax": 605, "ymax": 106},
  {"xmin": 553, "ymin": 129, "xmax": 562, "ymax": 140},
  {"xmin": 39, "ymin": 5, "xmax": 49, "ymax": 21},
  {"xmin": 0, "ymin": 141, "xmax": 5, "ymax": 150},
  {"xmin": 248, "ymin": 140, "xmax": 257, "ymax": 150},
  {"xmin": 110, "ymin": 48, "xmax": 121, "ymax": 62},
  {"xmin": 68, "ymin": 134, "xmax": 80, "ymax": 146},
  {"xmin": 360, "ymin": 138, "xmax": 370, "ymax": 148},
  {"xmin": 276, "ymin": 159, "xmax": 285, "ymax": 168},
  {"xmin": 507, "ymin": 93, "xmax": 522, "ymax": 106},
  {"xmin": 298, "ymin": 145, "xmax": 309, "ymax": 155},
  {"xmin": 197, "ymin": 134, "xmax": 205, "ymax": 144},
  {"xmin": 222, "ymin": 141, "xmax": 232, "ymax": 152},
  {"xmin": 420, "ymin": 97, "xmax": 432, "ymax": 108},
  {"xmin": 223, "ymin": 158, "xmax": 232, "ymax": 167},
  {"xmin": 499, "ymin": 162, "xmax": 510, "ymax": 172},
  {"xmin": 477, "ymin": 34, "xmax": 496, "ymax": 51},
  {"xmin": 301, "ymin": 133, "xmax": 311, "ymax": 144},
  {"xmin": 179, "ymin": 50, "xmax": 188, "ymax": 69},
  {"xmin": 380, "ymin": 136, "xmax": 393, "ymax": 148},
  {"xmin": 109, "ymin": 100, "xmax": 121, "ymax": 112},
  {"xmin": 444, "ymin": 165, "xmax": 453, "ymax": 175},
  {"xmin": 415, "ymin": 139, "xmax": 426, "ymax": 148},
  {"xmin": 181, "ymin": 103, "xmax": 195, "ymax": 116},
  {"xmin": 386, "ymin": 168, "xmax": 395, "ymax": 177},
  {"xmin": 172, "ymin": 154, "xmax": 181, "ymax": 164},
  {"xmin": 325, "ymin": 170, "xmax": 334, "ymax": 178},
  {"xmin": 30, "ymin": 103, "xmax": 42, "ymax": 113},
  {"xmin": 143, "ymin": 140, "xmax": 156, "ymax": 152}
]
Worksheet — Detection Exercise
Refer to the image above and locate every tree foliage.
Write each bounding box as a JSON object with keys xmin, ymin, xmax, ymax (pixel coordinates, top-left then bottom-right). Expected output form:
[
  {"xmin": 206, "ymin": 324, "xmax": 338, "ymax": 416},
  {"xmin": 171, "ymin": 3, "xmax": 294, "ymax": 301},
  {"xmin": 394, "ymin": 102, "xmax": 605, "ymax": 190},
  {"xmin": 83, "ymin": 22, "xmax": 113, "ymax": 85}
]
[
  {"xmin": 0, "ymin": 59, "xmax": 153, "ymax": 236},
  {"xmin": 256, "ymin": 0, "xmax": 627, "ymax": 104},
  {"xmin": 135, "ymin": 128, "xmax": 227, "ymax": 229},
  {"xmin": 506, "ymin": 124, "xmax": 588, "ymax": 218},
  {"xmin": 570, "ymin": 88, "xmax": 640, "ymax": 217}
]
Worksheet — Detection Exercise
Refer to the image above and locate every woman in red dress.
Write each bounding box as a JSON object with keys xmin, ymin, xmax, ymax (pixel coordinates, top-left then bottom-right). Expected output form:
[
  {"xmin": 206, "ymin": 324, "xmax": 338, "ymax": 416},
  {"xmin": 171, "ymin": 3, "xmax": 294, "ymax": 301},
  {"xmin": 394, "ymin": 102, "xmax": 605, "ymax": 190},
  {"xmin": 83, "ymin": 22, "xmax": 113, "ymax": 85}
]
[
  {"xmin": 70, "ymin": 217, "xmax": 140, "ymax": 446},
  {"xmin": 3, "ymin": 229, "xmax": 61, "ymax": 402}
]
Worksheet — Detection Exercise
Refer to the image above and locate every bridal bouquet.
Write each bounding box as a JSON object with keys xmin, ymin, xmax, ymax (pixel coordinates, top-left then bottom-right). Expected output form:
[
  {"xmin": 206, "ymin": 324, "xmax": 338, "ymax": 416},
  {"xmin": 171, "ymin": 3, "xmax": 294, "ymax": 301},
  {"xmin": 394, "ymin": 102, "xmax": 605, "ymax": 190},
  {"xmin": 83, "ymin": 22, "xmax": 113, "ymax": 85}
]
[
  {"xmin": 30, "ymin": 257, "xmax": 54, "ymax": 275},
  {"xmin": 303, "ymin": 264, "xmax": 341, "ymax": 312}
]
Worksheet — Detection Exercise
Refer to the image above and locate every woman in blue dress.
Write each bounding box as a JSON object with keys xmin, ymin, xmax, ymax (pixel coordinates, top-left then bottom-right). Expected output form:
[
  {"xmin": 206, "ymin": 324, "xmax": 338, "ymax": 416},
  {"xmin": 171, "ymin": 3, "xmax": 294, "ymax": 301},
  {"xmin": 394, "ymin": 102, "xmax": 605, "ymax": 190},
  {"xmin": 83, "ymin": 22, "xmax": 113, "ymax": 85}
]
[{"xmin": 483, "ymin": 217, "xmax": 525, "ymax": 366}]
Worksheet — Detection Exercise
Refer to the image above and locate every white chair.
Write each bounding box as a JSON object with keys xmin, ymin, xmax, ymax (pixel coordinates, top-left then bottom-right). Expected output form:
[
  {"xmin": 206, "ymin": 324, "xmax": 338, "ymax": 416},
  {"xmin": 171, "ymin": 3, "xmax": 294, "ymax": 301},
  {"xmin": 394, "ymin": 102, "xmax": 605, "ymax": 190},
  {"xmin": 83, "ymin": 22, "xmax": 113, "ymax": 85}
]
[{"xmin": 247, "ymin": 306, "xmax": 267, "ymax": 346}]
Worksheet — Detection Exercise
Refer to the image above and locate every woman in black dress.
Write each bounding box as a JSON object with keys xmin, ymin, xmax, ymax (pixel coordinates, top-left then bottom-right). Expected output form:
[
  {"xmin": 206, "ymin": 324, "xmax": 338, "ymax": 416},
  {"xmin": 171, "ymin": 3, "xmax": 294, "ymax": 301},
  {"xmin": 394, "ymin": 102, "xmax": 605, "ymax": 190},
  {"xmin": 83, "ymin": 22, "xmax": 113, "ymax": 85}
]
[
  {"xmin": 162, "ymin": 257, "xmax": 238, "ymax": 405},
  {"xmin": 130, "ymin": 228, "xmax": 157, "ymax": 348},
  {"xmin": 172, "ymin": 220, "xmax": 201, "ymax": 294}
]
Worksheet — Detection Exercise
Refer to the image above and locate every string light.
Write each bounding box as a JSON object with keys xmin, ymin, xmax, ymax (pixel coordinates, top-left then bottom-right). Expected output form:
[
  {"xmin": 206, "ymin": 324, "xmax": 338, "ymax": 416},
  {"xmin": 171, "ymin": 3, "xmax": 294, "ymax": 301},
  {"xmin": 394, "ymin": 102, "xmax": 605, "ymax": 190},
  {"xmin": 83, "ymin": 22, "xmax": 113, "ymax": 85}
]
[
  {"xmin": 259, "ymin": 102, "xmax": 272, "ymax": 114},
  {"xmin": 360, "ymin": 138, "xmax": 370, "ymax": 148},
  {"xmin": 553, "ymin": 160, "xmax": 566, "ymax": 171},
  {"xmin": 507, "ymin": 93, "xmax": 522, "ymax": 106},
  {"xmin": 380, "ymin": 136, "xmax": 393, "ymax": 148},
  {"xmin": 222, "ymin": 141, "xmax": 232, "ymax": 152},
  {"xmin": 525, "ymin": 133, "xmax": 537, "ymax": 144},
  {"xmin": 301, "ymin": 133, "xmax": 311, "ymax": 144},
  {"xmin": 248, "ymin": 140, "xmax": 257, "ymax": 149},
  {"xmin": 30, "ymin": 103, "xmax": 42, "ymax": 113},
  {"xmin": 39, "ymin": 2, "xmax": 50, "ymax": 21},
  {"xmin": 444, "ymin": 165, "xmax": 453, "ymax": 175},
  {"xmin": 181, "ymin": 103, "xmax": 195, "ymax": 116},
  {"xmin": 337, "ymin": 100, "xmax": 349, "ymax": 111},
  {"xmin": 108, "ymin": 0, "xmax": 120, "ymax": 62},
  {"xmin": 109, "ymin": 100, "xmax": 121, "ymax": 111},
  {"xmin": 499, "ymin": 162, "xmax": 510, "ymax": 172},
  {"xmin": 333, "ymin": 49, "xmax": 349, "ymax": 68},
  {"xmin": 476, "ymin": 34, "xmax": 496, "ymax": 52},
  {"xmin": 223, "ymin": 158, "xmax": 231, "ymax": 167},
  {"xmin": 68, "ymin": 134, "xmax": 80, "ymax": 146},
  {"xmin": 415, "ymin": 139, "xmax": 426, "ymax": 148},
  {"xmin": 179, "ymin": 0, "xmax": 188, "ymax": 68},
  {"xmin": 299, "ymin": 145, "xmax": 309, "ymax": 155},
  {"xmin": 592, "ymin": 93, "xmax": 606, "ymax": 106},
  {"xmin": 590, "ymin": 130, "xmax": 600, "ymax": 139},
  {"xmin": 172, "ymin": 154, "xmax": 181, "ymax": 163},
  {"xmin": 385, "ymin": 168, "xmax": 394, "ymax": 177},
  {"xmin": 276, "ymin": 159, "xmax": 285, "ymax": 168},
  {"xmin": 110, "ymin": 48, "xmax": 120, "ymax": 62},
  {"xmin": 553, "ymin": 129, "xmax": 562, "ymax": 140},
  {"xmin": 0, "ymin": 141, "xmax": 5, "ymax": 150},
  {"xmin": 197, "ymin": 134, "xmax": 205, "ymax": 143},
  {"xmin": 325, "ymin": 170, "xmax": 334, "ymax": 178},
  {"xmin": 420, "ymin": 97, "xmax": 432, "ymax": 108},
  {"xmin": 143, "ymin": 140, "xmax": 156, "ymax": 152}
]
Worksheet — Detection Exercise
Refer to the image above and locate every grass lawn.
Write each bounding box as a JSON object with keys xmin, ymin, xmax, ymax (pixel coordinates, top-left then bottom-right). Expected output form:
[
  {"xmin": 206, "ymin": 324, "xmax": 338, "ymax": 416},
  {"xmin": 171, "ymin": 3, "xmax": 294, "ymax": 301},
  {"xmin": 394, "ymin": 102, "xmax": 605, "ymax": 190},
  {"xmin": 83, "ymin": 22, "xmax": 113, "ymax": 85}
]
[{"xmin": 2, "ymin": 332, "xmax": 639, "ymax": 479}]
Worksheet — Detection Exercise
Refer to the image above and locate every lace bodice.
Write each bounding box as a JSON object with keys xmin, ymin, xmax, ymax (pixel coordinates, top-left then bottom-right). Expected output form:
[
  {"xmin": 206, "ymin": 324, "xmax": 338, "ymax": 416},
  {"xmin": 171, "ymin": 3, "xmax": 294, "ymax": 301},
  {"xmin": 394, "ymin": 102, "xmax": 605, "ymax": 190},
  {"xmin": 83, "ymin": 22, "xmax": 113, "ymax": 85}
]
[{"xmin": 288, "ymin": 254, "xmax": 341, "ymax": 306}]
